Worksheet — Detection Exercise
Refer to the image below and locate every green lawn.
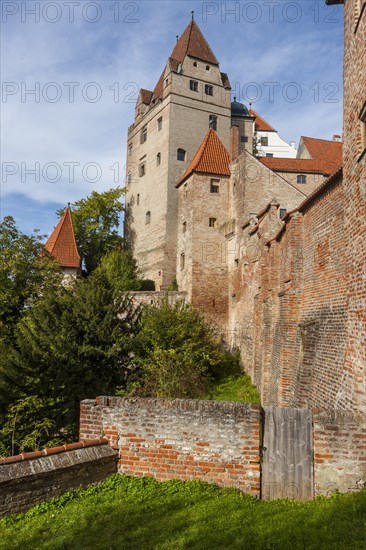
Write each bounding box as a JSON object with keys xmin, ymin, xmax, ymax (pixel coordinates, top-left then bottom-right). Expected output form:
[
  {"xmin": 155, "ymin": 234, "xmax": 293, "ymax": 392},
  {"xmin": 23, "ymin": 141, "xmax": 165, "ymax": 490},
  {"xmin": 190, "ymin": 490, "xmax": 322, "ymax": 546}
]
[{"xmin": 1, "ymin": 475, "xmax": 365, "ymax": 550}]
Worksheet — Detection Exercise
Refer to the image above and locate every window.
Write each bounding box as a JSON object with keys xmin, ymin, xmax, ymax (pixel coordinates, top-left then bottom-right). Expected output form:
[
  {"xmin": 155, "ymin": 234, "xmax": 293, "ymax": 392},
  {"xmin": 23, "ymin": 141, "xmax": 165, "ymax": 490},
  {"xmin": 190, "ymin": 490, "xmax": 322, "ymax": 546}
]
[
  {"xmin": 209, "ymin": 217, "xmax": 217, "ymax": 227},
  {"xmin": 180, "ymin": 253, "xmax": 185, "ymax": 270},
  {"xmin": 183, "ymin": 221, "xmax": 187, "ymax": 233},
  {"xmin": 137, "ymin": 193, "xmax": 140, "ymax": 205},
  {"xmin": 190, "ymin": 80, "xmax": 198, "ymax": 92},
  {"xmin": 177, "ymin": 148, "xmax": 186, "ymax": 161},
  {"xmin": 128, "ymin": 143, "xmax": 132, "ymax": 156},
  {"xmin": 297, "ymin": 174, "xmax": 307, "ymax": 184},
  {"xmin": 165, "ymin": 78, "xmax": 169, "ymax": 87},
  {"xmin": 140, "ymin": 126, "xmax": 147, "ymax": 144},
  {"xmin": 210, "ymin": 179, "xmax": 219, "ymax": 194},
  {"xmin": 157, "ymin": 117, "xmax": 163, "ymax": 130},
  {"xmin": 241, "ymin": 135, "xmax": 248, "ymax": 143},
  {"xmin": 127, "ymin": 172, "xmax": 132, "ymax": 185},
  {"xmin": 156, "ymin": 153, "xmax": 161, "ymax": 166},
  {"xmin": 209, "ymin": 115, "xmax": 217, "ymax": 131},
  {"xmin": 260, "ymin": 136, "xmax": 268, "ymax": 146},
  {"xmin": 266, "ymin": 153, "xmax": 274, "ymax": 158},
  {"xmin": 206, "ymin": 65, "xmax": 210, "ymax": 71},
  {"xmin": 193, "ymin": 61, "xmax": 197, "ymax": 67},
  {"xmin": 139, "ymin": 162, "xmax": 146, "ymax": 177},
  {"xmin": 205, "ymin": 84, "xmax": 213, "ymax": 96},
  {"xmin": 145, "ymin": 211, "xmax": 151, "ymax": 224},
  {"xmin": 279, "ymin": 208, "xmax": 287, "ymax": 220}
]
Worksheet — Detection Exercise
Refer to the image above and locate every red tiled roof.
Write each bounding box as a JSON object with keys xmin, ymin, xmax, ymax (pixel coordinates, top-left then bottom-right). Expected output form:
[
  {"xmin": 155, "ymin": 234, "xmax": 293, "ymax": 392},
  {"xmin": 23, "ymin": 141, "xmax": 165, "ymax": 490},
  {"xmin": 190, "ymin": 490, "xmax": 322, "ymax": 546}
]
[
  {"xmin": 171, "ymin": 20, "xmax": 219, "ymax": 66},
  {"xmin": 140, "ymin": 89, "xmax": 153, "ymax": 105},
  {"xmin": 220, "ymin": 72, "xmax": 231, "ymax": 89},
  {"xmin": 44, "ymin": 207, "xmax": 81, "ymax": 268},
  {"xmin": 176, "ymin": 129, "xmax": 231, "ymax": 187},
  {"xmin": 249, "ymin": 109, "xmax": 276, "ymax": 132},
  {"xmin": 301, "ymin": 136, "xmax": 342, "ymax": 167},
  {"xmin": 259, "ymin": 157, "xmax": 340, "ymax": 176}
]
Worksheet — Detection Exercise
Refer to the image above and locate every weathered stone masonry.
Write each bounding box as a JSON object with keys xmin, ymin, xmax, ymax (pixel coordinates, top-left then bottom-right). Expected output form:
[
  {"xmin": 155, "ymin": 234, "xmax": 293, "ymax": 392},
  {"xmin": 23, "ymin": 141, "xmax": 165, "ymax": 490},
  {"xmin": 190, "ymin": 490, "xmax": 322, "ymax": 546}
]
[{"xmin": 80, "ymin": 397, "xmax": 262, "ymax": 496}]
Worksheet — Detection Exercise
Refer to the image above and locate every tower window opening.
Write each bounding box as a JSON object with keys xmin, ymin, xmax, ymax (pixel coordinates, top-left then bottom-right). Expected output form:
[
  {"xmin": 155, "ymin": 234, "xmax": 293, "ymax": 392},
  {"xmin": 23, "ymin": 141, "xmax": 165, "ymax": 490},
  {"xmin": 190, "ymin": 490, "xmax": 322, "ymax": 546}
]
[
  {"xmin": 157, "ymin": 152, "xmax": 161, "ymax": 166},
  {"xmin": 210, "ymin": 179, "xmax": 220, "ymax": 194},
  {"xmin": 180, "ymin": 253, "xmax": 185, "ymax": 270},
  {"xmin": 137, "ymin": 193, "xmax": 140, "ymax": 205},
  {"xmin": 205, "ymin": 84, "xmax": 213, "ymax": 96},
  {"xmin": 145, "ymin": 211, "xmax": 151, "ymax": 224},
  {"xmin": 209, "ymin": 217, "xmax": 217, "ymax": 227},
  {"xmin": 297, "ymin": 174, "xmax": 307, "ymax": 184},
  {"xmin": 140, "ymin": 126, "xmax": 147, "ymax": 144},
  {"xmin": 209, "ymin": 114, "xmax": 217, "ymax": 131},
  {"xmin": 157, "ymin": 117, "xmax": 163, "ymax": 130},
  {"xmin": 190, "ymin": 80, "xmax": 198, "ymax": 92},
  {"xmin": 177, "ymin": 148, "xmax": 186, "ymax": 161},
  {"xmin": 183, "ymin": 221, "xmax": 187, "ymax": 233}
]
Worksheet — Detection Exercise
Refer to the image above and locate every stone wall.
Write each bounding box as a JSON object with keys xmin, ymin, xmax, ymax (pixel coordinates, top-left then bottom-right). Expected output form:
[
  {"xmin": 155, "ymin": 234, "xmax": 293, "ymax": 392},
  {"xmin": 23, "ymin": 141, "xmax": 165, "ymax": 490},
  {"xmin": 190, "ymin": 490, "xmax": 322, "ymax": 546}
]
[
  {"xmin": 129, "ymin": 291, "xmax": 187, "ymax": 307},
  {"xmin": 0, "ymin": 439, "xmax": 118, "ymax": 518},
  {"xmin": 313, "ymin": 409, "xmax": 366, "ymax": 495},
  {"xmin": 80, "ymin": 397, "xmax": 261, "ymax": 496}
]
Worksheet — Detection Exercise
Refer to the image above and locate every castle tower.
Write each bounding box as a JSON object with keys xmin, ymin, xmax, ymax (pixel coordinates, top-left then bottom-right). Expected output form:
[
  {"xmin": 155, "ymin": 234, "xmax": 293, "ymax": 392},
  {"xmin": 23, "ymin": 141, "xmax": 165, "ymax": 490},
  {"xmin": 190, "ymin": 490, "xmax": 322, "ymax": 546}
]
[
  {"xmin": 44, "ymin": 207, "xmax": 81, "ymax": 277},
  {"xmin": 124, "ymin": 19, "xmax": 231, "ymax": 289}
]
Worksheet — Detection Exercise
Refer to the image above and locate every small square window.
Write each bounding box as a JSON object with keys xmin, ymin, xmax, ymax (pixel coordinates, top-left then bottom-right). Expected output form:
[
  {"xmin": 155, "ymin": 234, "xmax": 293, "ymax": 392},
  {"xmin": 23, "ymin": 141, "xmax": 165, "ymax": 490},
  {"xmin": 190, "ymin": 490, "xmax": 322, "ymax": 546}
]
[
  {"xmin": 205, "ymin": 84, "xmax": 213, "ymax": 96},
  {"xmin": 210, "ymin": 179, "xmax": 219, "ymax": 194},
  {"xmin": 157, "ymin": 117, "xmax": 163, "ymax": 130},
  {"xmin": 241, "ymin": 136, "xmax": 248, "ymax": 143},
  {"xmin": 209, "ymin": 217, "xmax": 217, "ymax": 227},
  {"xmin": 260, "ymin": 136, "xmax": 268, "ymax": 147},
  {"xmin": 266, "ymin": 153, "xmax": 274, "ymax": 158},
  {"xmin": 297, "ymin": 174, "xmax": 307, "ymax": 184},
  {"xmin": 190, "ymin": 80, "xmax": 198, "ymax": 92}
]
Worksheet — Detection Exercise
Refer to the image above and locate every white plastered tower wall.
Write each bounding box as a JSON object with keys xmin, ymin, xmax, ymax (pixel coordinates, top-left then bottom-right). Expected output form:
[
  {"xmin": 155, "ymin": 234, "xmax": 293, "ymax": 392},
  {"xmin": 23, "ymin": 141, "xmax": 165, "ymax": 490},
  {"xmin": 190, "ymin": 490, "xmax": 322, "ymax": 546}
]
[{"xmin": 124, "ymin": 21, "xmax": 231, "ymax": 289}]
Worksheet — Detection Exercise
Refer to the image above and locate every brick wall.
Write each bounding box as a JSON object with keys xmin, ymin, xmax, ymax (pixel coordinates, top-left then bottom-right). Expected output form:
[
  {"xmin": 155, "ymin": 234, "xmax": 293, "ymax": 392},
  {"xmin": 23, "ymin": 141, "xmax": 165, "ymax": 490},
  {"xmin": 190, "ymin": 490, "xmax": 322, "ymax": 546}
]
[
  {"xmin": 0, "ymin": 440, "xmax": 118, "ymax": 517},
  {"xmin": 80, "ymin": 397, "xmax": 261, "ymax": 496},
  {"xmin": 313, "ymin": 409, "xmax": 366, "ymax": 495}
]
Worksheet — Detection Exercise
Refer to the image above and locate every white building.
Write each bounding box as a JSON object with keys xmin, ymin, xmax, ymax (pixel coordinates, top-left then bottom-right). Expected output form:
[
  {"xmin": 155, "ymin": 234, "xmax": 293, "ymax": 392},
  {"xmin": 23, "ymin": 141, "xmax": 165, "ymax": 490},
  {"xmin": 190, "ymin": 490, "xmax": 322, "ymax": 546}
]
[{"xmin": 250, "ymin": 109, "xmax": 297, "ymax": 158}]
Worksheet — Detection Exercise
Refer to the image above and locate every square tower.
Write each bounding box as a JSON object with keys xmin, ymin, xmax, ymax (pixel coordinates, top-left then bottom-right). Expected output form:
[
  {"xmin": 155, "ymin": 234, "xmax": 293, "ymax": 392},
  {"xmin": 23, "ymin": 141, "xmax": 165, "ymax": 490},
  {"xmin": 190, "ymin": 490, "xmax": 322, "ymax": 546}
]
[{"xmin": 124, "ymin": 20, "xmax": 231, "ymax": 289}]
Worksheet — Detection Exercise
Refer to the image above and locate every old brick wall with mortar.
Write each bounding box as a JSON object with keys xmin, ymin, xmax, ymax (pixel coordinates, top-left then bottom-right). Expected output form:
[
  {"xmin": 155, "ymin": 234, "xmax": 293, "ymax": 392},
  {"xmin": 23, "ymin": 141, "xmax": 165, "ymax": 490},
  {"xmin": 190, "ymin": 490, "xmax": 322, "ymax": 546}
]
[
  {"xmin": 0, "ymin": 440, "xmax": 118, "ymax": 518},
  {"xmin": 313, "ymin": 409, "xmax": 366, "ymax": 495},
  {"xmin": 80, "ymin": 397, "xmax": 261, "ymax": 496}
]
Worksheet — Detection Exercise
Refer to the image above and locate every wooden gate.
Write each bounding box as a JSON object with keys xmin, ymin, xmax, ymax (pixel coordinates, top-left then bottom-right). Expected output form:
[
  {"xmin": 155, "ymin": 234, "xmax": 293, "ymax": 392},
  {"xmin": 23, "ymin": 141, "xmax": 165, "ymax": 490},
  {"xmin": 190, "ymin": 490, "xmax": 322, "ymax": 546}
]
[{"xmin": 261, "ymin": 407, "xmax": 314, "ymax": 500}]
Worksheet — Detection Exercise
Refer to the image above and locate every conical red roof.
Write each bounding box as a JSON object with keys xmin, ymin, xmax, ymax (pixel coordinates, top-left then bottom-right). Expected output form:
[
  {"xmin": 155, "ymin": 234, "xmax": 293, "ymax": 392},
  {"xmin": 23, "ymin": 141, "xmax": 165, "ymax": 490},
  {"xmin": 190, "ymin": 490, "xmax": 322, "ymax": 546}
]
[
  {"xmin": 44, "ymin": 207, "xmax": 80, "ymax": 268},
  {"xmin": 176, "ymin": 129, "xmax": 231, "ymax": 187}
]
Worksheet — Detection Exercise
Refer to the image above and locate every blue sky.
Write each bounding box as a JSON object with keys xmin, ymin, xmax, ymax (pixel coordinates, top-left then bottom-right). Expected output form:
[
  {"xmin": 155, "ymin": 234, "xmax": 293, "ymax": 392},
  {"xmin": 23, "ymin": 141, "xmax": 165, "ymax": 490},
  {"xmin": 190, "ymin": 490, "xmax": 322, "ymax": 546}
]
[{"xmin": 1, "ymin": 0, "xmax": 344, "ymax": 237}]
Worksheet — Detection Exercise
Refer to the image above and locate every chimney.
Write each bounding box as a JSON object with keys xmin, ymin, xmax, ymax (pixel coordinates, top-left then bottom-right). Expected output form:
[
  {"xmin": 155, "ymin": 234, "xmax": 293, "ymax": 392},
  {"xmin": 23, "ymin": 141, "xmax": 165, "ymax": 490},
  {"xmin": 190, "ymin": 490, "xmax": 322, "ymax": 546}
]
[
  {"xmin": 230, "ymin": 126, "xmax": 240, "ymax": 161},
  {"xmin": 290, "ymin": 141, "xmax": 296, "ymax": 149},
  {"xmin": 333, "ymin": 134, "xmax": 342, "ymax": 142}
]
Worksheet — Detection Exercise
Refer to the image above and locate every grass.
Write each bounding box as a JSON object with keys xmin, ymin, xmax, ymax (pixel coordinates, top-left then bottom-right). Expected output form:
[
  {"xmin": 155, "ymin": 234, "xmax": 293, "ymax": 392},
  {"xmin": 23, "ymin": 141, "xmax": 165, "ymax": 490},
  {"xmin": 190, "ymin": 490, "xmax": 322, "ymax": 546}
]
[
  {"xmin": 205, "ymin": 357, "xmax": 261, "ymax": 403},
  {"xmin": 1, "ymin": 475, "xmax": 365, "ymax": 550}
]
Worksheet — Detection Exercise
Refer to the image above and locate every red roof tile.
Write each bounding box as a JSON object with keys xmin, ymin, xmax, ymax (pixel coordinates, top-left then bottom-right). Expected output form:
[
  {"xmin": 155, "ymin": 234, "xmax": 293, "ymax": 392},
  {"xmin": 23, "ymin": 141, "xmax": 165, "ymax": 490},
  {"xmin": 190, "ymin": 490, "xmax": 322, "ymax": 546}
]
[
  {"xmin": 300, "ymin": 136, "xmax": 342, "ymax": 167},
  {"xmin": 140, "ymin": 89, "xmax": 153, "ymax": 105},
  {"xmin": 259, "ymin": 157, "xmax": 340, "ymax": 176},
  {"xmin": 44, "ymin": 208, "xmax": 81, "ymax": 268},
  {"xmin": 170, "ymin": 20, "xmax": 219, "ymax": 66},
  {"xmin": 176, "ymin": 129, "xmax": 231, "ymax": 187},
  {"xmin": 249, "ymin": 109, "xmax": 276, "ymax": 132}
]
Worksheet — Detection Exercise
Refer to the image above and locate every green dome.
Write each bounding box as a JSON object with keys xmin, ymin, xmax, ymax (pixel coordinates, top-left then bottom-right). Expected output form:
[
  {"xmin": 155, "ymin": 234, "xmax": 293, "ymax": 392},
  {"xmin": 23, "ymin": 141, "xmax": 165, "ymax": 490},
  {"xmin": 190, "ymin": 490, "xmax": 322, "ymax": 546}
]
[{"xmin": 231, "ymin": 98, "xmax": 250, "ymax": 117}]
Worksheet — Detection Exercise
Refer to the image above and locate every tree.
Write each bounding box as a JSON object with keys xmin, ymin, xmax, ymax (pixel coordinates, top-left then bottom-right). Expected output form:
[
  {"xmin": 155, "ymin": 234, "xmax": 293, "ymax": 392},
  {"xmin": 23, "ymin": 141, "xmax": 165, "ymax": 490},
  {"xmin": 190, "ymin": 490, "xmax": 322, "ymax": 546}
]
[
  {"xmin": 58, "ymin": 188, "xmax": 124, "ymax": 275},
  {"xmin": 129, "ymin": 299, "xmax": 234, "ymax": 399},
  {"xmin": 0, "ymin": 216, "xmax": 61, "ymax": 341},
  {"xmin": 97, "ymin": 249, "xmax": 141, "ymax": 292},
  {"xmin": 0, "ymin": 269, "xmax": 139, "ymax": 455}
]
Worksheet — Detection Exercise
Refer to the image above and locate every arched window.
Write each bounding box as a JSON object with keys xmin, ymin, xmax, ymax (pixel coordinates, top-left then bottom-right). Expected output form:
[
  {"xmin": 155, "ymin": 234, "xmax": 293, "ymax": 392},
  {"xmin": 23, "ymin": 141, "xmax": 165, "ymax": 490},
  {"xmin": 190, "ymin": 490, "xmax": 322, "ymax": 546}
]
[
  {"xmin": 137, "ymin": 193, "xmax": 140, "ymax": 205},
  {"xmin": 145, "ymin": 211, "xmax": 151, "ymax": 224},
  {"xmin": 156, "ymin": 153, "xmax": 161, "ymax": 166},
  {"xmin": 180, "ymin": 253, "xmax": 185, "ymax": 270},
  {"xmin": 177, "ymin": 148, "xmax": 186, "ymax": 161}
]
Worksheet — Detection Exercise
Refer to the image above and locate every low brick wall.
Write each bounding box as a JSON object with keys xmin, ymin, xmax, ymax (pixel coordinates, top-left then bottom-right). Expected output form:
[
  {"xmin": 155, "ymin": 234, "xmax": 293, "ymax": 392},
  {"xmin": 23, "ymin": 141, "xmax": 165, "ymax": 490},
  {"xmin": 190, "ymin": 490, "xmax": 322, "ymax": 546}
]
[
  {"xmin": 80, "ymin": 397, "xmax": 261, "ymax": 496},
  {"xmin": 313, "ymin": 410, "xmax": 366, "ymax": 495},
  {"xmin": 0, "ymin": 439, "xmax": 118, "ymax": 517}
]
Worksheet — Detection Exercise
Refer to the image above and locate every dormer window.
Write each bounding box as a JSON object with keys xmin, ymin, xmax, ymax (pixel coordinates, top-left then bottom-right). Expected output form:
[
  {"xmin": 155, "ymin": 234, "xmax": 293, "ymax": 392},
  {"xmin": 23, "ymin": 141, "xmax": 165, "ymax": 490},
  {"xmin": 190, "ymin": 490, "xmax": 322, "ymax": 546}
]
[
  {"xmin": 140, "ymin": 126, "xmax": 147, "ymax": 144},
  {"xmin": 177, "ymin": 148, "xmax": 186, "ymax": 161},
  {"xmin": 205, "ymin": 84, "xmax": 213, "ymax": 96},
  {"xmin": 190, "ymin": 80, "xmax": 198, "ymax": 92}
]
